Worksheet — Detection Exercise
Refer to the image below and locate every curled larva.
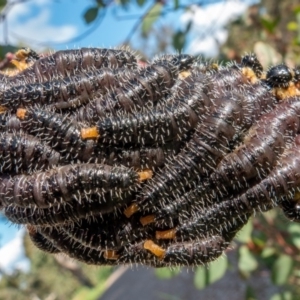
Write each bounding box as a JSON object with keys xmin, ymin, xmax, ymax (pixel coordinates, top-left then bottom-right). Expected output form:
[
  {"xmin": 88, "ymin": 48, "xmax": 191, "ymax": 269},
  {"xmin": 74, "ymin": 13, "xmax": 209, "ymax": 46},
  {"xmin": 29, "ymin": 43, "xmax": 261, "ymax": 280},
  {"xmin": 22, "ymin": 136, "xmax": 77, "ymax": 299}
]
[
  {"xmin": 16, "ymin": 107, "xmax": 95, "ymax": 161},
  {"xmin": 61, "ymin": 216, "xmax": 123, "ymax": 250},
  {"xmin": 80, "ymin": 89, "xmax": 209, "ymax": 147},
  {"xmin": 27, "ymin": 225, "xmax": 60, "ymax": 254},
  {"xmin": 155, "ymin": 135, "xmax": 300, "ymax": 242},
  {"xmin": 118, "ymin": 215, "xmax": 248, "ymax": 266},
  {"xmin": 125, "ymin": 83, "xmax": 277, "ymax": 217},
  {"xmin": 92, "ymin": 141, "xmax": 183, "ymax": 171},
  {"xmin": 3, "ymin": 48, "xmax": 138, "ymax": 87},
  {"xmin": 72, "ymin": 54, "xmax": 195, "ymax": 122},
  {"xmin": 211, "ymin": 96, "xmax": 300, "ymax": 194},
  {"xmin": 0, "ymin": 163, "xmax": 141, "ymax": 208},
  {"xmin": 0, "ymin": 132, "xmax": 61, "ymax": 174},
  {"xmin": 40, "ymin": 227, "xmax": 118, "ymax": 265},
  {"xmin": 0, "ymin": 67, "xmax": 133, "ymax": 111},
  {"xmin": 4, "ymin": 191, "xmax": 135, "ymax": 226}
]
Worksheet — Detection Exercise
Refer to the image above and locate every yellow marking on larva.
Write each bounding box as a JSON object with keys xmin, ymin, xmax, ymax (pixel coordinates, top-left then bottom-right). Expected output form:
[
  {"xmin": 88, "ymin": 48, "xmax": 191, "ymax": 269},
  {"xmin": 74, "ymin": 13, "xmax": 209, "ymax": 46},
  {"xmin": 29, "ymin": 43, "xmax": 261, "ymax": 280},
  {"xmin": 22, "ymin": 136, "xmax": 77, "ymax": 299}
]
[
  {"xmin": 16, "ymin": 108, "xmax": 27, "ymax": 120},
  {"xmin": 124, "ymin": 203, "xmax": 139, "ymax": 218},
  {"xmin": 294, "ymin": 192, "xmax": 300, "ymax": 202},
  {"xmin": 242, "ymin": 67, "xmax": 259, "ymax": 84},
  {"xmin": 178, "ymin": 70, "xmax": 191, "ymax": 80},
  {"xmin": 156, "ymin": 228, "xmax": 176, "ymax": 240},
  {"xmin": 81, "ymin": 126, "xmax": 100, "ymax": 139},
  {"xmin": 140, "ymin": 214, "xmax": 155, "ymax": 226},
  {"xmin": 273, "ymin": 83, "xmax": 300, "ymax": 101},
  {"xmin": 103, "ymin": 250, "xmax": 119, "ymax": 260},
  {"xmin": 138, "ymin": 170, "xmax": 153, "ymax": 182},
  {"xmin": 144, "ymin": 240, "xmax": 165, "ymax": 258},
  {"xmin": 0, "ymin": 106, "xmax": 7, "ymax": 113}
]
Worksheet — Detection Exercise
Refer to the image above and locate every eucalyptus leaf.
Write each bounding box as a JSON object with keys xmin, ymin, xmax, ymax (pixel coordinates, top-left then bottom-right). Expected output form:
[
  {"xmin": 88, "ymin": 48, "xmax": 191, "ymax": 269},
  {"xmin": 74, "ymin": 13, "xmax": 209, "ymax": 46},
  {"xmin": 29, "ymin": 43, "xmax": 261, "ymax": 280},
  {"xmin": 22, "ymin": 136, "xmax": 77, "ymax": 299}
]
[
  {"xmin": 238, "ymin": 245, "xmax": 258, "ymax": 277},
  {"xmin": 141, "ymin": 3, "xmax": 163, "ymax": 37},
  {"xmin": 194, "ymin": 257, "xmax": 227, "ymax": 290},
  {"xmin": 271, "ymin": 254, "xmax": 293, "ymax": 286},
  {"xmin": 83, "ymin": 6, "xmax": 99, "ymax": 24}
]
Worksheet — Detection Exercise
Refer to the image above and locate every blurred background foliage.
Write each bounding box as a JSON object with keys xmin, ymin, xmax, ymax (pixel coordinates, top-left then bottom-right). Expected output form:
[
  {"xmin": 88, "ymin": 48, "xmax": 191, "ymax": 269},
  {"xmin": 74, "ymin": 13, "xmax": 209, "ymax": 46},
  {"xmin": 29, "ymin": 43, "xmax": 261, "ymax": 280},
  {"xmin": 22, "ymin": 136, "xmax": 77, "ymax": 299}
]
[{"xmin": 0, "ymin": 0, "xmax": 300, "ymax": 299}]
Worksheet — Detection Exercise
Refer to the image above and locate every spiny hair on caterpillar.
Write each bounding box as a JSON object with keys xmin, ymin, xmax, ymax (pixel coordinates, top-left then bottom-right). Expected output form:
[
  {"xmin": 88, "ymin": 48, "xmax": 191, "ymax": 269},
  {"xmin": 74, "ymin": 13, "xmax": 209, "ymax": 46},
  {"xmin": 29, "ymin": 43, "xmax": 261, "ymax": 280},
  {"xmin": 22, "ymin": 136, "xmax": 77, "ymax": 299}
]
[
  {"xmin": 210, "ymin": 97, "xmax": 300, "ymax": 195},
  {"xmin": 0, "ymin": 164, "xmax": 145, "ymax": 208},
  {"xmin": 124, "ymin": 85, "xmax": 278, "ymax": 218},
  {"xmin": 80, "ymin": 95, "xmax": 208, "ymax": 147},
  {"xmin": 71, "ymin": 55, "xmax": 195, "ymax": 121},
  {"xmin": 0, "ymin": 67, "xmax": 136, "ymax": 111},
  {"xmin": 0, "ymin": 132, "xmax": 62, "ymax": 175},
  {"xmin": 27, "ymin": 225, "xmax": 60, "ymax": 254},
  {"xmin": 3, "ymin": 47, "xmax": 139, "ymax": 88},
  {"xmin": 4, "ymin": 191, "xmax": 134, "ymax": 226},
  {"xmin": 16, "ymin": 106, "xmax": 97, "ymax": 162},
  {"xmin": 40, "ymin": 226, "xmax": 118, "ymax": 265},
  {"xmin": 91, "ymin": 141, "xmax": 183, "ymax": 171}
]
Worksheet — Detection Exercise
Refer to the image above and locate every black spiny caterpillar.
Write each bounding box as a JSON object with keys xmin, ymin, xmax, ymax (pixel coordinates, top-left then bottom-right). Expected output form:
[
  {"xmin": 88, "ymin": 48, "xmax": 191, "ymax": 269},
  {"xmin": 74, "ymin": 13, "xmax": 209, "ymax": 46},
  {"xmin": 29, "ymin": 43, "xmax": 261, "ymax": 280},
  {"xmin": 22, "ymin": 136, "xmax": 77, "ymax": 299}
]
[{"xmin": 1, "ymin": 48, "xmax": 300, "ymax": 268}]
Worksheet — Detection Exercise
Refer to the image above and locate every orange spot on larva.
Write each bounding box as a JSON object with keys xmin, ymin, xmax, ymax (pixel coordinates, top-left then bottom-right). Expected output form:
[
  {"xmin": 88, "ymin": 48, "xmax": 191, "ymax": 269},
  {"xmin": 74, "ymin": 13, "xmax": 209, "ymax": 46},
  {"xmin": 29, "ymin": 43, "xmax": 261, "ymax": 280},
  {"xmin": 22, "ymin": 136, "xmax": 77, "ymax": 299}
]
[
  {"xmin": 156, "ymin": 228, "xmax": 176, "ymax": 240},
  {"xmin": 81, "ymin": 126, "xmax": 99, "ymax": 139},
  {"xmin": 144, "ymin": 240, "xmax": 165, "ymax": 258},
  {"xmin": 140, "ymin": 214, "xmax": 155, "ymax": 226},
  {"xmin": 124, "ymin": 203, "xmax": 139, "ymax": 218}
]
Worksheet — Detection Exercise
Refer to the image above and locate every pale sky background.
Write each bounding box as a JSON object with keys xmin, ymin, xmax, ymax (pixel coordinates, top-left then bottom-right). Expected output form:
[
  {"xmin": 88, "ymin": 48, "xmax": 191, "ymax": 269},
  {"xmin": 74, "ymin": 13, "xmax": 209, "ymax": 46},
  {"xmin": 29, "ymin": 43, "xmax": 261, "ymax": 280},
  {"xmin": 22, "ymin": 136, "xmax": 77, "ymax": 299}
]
[{"xmin": 0, "ymin": 0, "xmax": 256, "ymax": 273}]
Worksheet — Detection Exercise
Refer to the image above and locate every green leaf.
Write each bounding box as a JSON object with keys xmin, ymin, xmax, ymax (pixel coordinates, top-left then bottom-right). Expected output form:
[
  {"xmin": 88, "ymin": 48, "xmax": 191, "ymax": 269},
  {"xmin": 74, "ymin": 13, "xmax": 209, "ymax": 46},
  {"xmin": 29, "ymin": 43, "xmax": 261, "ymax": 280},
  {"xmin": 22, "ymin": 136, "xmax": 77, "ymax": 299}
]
[
  {"xmin": 155, "ymin": 267, "xmax": 181, "ymax": 279},
  {"xmin": 261, "ymin": 247, "xmax": 276, "ymax": 258},
  {"xmin": 0, "ymin": 0, "xmax": 6, "ymax": 10},
  {"xmin": 270, "ymin": 291, "xmax": 293, "ymax": 300},
  {"xmin": 238, "ymin": 246, "xmax": 258, "ymax": 278},
  {"xmin": 83, "ymin": 6, "xmax": 99, "ymax": 24},
  {"xmin": 271, "ymin": 254, "xmax": 293, "ymax": 286},
  {"xmin": 194, "ymin": 257, "xmax": 228, "ymax": 290},
  {"xmin": 172, "ymin": 30, "xmax": 186, "ymax": 51},
  {"xmin": 287, "ymin": 222, "xmax": 300, "ymax": 247},
  {"xmin": 260, "ymin": 17, "xmax": 279, "ymax": 33},
  {"xmin": 136, "ymin": 0, "xmax": 146, "ymax": 7},
  {"xmin": 235, "ymin": 219, "xmax": 253, "ymax": 243},
  {"xmin": 141, "ymin": 3, "xmax": 163, "ymax": 37},
  {"xmin": 293, "ymin": 6, "xmax": 300, "ymax": 14},
  {"xmin": 245, "ymin": 285, "xmax": 256, "ymax": 300}
]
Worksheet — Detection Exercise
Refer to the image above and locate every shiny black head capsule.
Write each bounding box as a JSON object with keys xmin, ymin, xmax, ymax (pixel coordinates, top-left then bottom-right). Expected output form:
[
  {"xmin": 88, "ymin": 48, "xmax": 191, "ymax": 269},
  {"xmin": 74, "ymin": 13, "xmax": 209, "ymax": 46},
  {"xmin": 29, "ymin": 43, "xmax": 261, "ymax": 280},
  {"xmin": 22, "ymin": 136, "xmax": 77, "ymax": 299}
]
[{"xmin": 266, "ymin": 64, "xmax": 293, "ymax": 88}]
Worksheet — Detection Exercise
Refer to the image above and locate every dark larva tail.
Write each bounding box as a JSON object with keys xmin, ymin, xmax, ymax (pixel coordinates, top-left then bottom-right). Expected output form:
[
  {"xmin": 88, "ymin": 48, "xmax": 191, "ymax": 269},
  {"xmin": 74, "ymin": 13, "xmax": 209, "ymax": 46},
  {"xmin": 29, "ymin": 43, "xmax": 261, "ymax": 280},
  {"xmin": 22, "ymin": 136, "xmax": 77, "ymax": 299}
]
[
  {"xmin": 0, "ymin": 163, "xmax": 140, "ymax": 208},
  {"xmin": 134, "ymin": 84, "xmax": 277, "ymax": 214},
  {"xmin": 211, "ymin": 97, "xmax": 300, "ymax": 195},
  {"xmin": 4, "ymin": 191, "xmax": 134, "ymax": 226},
  {"xmin": 16, "ymin": 107, "xmax": 95, "ymax": 162},
  {"xmin": 5, "ymin": 48, "xmax": 138, "ymax": 87},
  {"xmin": 72, "ymin": 55, "xmax": 195, "ymax": 122},
  {"xmin": 0, "ymin": 67, "xmax": 133, "ymax": 111},
  {"xmin": 0, "ymin": 132, "xmax": 61, "ymax": 175},
  {"xmin": 40, "ymin": 227, "xmax": 117, "ymax": 265},
  {"xmin": 27, "ymin": 225, "xmax": 60, "ymax": 254},
  {"xmin": 92, "ymin": 141, "xmax": 183, "ymax": 171},
  {"xmin": 82, "ymin": 93, "xmax": 206, "ymax": 147}
]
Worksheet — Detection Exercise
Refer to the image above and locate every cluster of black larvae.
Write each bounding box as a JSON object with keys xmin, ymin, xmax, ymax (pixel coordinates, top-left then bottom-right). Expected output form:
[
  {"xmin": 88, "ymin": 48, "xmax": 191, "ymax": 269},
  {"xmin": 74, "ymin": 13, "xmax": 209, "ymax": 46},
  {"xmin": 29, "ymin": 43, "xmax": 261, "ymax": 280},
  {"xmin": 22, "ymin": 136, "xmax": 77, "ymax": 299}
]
[{"xmin": 1, "ymin": 47, "xmax": 300, "ymax": 267}]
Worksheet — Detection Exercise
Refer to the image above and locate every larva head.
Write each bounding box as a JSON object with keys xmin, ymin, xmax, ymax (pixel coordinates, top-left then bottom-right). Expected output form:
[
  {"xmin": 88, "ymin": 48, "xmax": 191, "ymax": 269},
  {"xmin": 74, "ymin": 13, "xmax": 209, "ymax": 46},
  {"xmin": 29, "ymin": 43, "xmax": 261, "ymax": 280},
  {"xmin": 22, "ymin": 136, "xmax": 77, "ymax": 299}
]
[
  {"xmin": 266, "ymin": 64, "xmax": 293, "ymax": 88},
  {"xmin": 170, "ymin": 54, "xmax": 194, "ymax": 70},
  {"xmin": 241, "ymin": 54, "xmax": 263, "ymax": 78}
]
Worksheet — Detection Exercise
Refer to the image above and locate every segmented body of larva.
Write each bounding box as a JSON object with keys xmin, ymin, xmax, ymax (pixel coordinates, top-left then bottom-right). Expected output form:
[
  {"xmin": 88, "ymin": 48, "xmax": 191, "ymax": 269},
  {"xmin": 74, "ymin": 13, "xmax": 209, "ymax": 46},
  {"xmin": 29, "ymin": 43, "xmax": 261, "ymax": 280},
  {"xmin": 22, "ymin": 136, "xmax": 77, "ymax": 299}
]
[{"xmin": 2, "ymin": 47, "xmax": 300, "ymax": 268}]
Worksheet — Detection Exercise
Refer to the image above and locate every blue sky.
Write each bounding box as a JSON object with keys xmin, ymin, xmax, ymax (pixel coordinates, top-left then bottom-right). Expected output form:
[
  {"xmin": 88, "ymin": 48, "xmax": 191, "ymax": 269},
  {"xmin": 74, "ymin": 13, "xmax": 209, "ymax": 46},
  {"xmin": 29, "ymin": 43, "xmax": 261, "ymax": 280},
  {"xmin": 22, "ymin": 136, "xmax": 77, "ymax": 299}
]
[{"xmin": 0, "ymin": 0, "xmax": 256, "ymax": 272}]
